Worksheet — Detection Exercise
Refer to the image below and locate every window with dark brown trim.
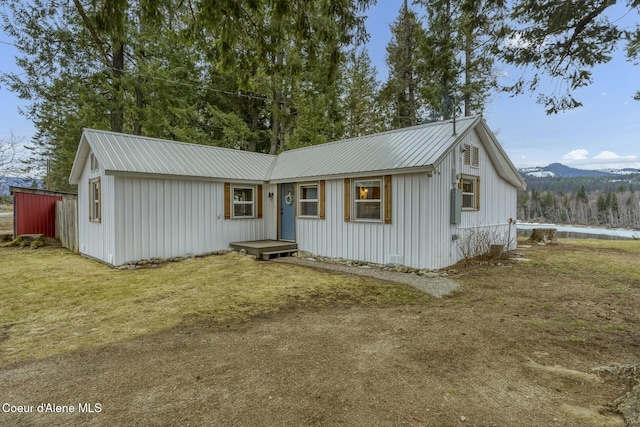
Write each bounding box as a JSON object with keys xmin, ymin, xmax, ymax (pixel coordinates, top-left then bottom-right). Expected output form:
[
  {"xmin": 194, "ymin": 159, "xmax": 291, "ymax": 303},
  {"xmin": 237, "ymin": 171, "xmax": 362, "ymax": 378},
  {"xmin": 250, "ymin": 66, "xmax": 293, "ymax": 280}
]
[
  {"xmin": 460, "ymin": 175, "xmax": 480, "ymax": 211},
  {"xmin": 298, "ymin": 183, "xmax": 318, "ymax": 217},
  {"xmin": 224, "ymin": 183, "xmax": 262, "ymax": 219},
  {"xmin": 343, "ymin": 176, "xmax": 392, "ymax": 223}
]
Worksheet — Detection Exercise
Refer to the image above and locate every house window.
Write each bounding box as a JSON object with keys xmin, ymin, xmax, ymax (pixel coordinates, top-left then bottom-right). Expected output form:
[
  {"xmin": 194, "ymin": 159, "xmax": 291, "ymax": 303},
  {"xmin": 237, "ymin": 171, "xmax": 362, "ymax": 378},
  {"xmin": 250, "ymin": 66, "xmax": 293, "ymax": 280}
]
[
  {"xmin": 464, "ymin": 144, "xmax": 480, "ymax": 167},
  {"xmin": 298, "ymin": 183, "xmax": 319, "ymax": 217},
  {"xmin": 354, "ymin": 178, "xmax": 382, "ymax": 221},
  {"xmin": 461, "ymin": 175, "xmax": 480, "ymax": 211},
  {"xmin": 224, "ymin": 183, "xmax": 262, "ymax": 219},
  {"xmin": 232, "ymin": 186, "xmax": 255, "ymax": 218},
  {"xmin": 89, "ymin": 177, "xmax": 101, "ymax": 222}
]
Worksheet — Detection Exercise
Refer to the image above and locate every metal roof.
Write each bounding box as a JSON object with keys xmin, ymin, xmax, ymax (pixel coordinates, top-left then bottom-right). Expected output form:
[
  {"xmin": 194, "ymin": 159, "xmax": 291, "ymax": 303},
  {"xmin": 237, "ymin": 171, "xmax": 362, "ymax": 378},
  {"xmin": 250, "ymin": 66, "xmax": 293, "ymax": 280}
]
[
  {"xmin": 269, "ymin": 116, "xmax": 480, "ymax": 181},
  {"xmin": 70, "ymin": 129, "xmax": 277, "ymax": 184},
  {"xmin": 69, "ymin": 117, "xmax": 525, "ymax": 190}
]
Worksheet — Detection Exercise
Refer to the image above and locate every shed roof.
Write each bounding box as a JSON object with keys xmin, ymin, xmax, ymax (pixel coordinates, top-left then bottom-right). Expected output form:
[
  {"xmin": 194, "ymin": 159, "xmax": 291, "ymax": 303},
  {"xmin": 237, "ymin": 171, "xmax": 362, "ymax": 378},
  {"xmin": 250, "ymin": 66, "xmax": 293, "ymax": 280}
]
[
  {"xmin": 69, "ymin": 116, "xmax": 525, "ymax": 190},
  {"xmin": 69, "ymin": 130, "xmax": 276, "ymax": 184}
]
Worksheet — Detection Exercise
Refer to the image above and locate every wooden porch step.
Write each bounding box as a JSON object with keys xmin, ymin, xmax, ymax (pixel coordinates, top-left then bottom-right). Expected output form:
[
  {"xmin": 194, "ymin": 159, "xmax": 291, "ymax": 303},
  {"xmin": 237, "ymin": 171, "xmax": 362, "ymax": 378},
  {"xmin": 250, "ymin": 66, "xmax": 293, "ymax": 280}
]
[
  {"xmin": 261, "ymin": 249, "xmax": 296, "ymax": 261},
  {"xmin": 230, "ymin": 240, "xmax": 298, "ymax": 260}
]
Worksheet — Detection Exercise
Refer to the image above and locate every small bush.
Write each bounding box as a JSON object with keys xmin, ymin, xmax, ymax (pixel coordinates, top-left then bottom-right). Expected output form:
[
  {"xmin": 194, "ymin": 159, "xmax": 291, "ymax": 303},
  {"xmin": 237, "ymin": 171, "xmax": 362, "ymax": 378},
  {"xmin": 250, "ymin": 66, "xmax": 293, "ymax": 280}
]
[{"xmin": 457, "ymin": 228, "xmax": 513, "ymax": 263}]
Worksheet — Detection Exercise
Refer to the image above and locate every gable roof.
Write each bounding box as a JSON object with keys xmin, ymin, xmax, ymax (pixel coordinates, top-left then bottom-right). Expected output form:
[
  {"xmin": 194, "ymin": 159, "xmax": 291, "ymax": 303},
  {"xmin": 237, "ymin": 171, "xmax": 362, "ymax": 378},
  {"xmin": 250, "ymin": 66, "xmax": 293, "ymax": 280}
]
[
  {"xmin": 269, "ymin": 115, "xmax": 524, "ymax": 189},
  {"xmin": 69, "ymin": 129, "xmax": 276, "ymax": 184},
  {"xmin": 69, "ymin": 116, "xmax": 525, "ymax": 190}
]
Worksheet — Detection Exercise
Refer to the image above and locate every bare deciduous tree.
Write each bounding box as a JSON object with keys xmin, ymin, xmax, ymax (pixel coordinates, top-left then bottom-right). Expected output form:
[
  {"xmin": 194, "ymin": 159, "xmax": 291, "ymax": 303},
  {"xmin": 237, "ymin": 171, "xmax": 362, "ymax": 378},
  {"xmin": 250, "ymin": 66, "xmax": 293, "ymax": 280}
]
[{"xmin": 0, "ymin": 133, "xmax": 18, "ymax": 175}]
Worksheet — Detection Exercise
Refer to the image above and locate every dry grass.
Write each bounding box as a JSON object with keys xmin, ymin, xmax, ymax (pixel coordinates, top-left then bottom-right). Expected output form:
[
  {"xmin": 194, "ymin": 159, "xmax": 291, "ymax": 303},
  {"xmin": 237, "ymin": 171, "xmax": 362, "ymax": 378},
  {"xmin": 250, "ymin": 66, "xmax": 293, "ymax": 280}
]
[
  {"xmin": 520, "ymin": 238, "xmax": 640, "ymax": 283},
  {"xmin": 0, "ymin": 247, "xmax": 429, "ymax": 367},
  {"xmin": 450, "ymin": 238, "xmax": 640, "ymax": 354},
  {"xmin": 0, "ymin": 210, "xmax": 12, "ymax": 235}
]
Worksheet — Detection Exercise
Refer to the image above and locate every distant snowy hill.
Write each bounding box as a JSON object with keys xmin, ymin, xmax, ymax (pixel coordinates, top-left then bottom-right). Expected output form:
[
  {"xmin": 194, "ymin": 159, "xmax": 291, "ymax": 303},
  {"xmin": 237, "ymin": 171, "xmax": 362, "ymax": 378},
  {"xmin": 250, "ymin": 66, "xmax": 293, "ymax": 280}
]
[
  {"xmin": 518, "ymin": 163, "xmax": 631, "ymax": 178},
  {"xmin": 597, "ymin": 168, "xmax": 640, "ymax": 175}
]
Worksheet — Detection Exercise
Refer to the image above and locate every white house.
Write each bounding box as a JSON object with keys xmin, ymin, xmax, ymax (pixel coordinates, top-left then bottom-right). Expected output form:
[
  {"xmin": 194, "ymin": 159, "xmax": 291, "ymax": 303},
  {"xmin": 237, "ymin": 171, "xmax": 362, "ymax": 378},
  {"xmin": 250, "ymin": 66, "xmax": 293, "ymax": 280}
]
[{"xmin": 69, "ymin": 115, "xmax": 526, "ymax": 269}]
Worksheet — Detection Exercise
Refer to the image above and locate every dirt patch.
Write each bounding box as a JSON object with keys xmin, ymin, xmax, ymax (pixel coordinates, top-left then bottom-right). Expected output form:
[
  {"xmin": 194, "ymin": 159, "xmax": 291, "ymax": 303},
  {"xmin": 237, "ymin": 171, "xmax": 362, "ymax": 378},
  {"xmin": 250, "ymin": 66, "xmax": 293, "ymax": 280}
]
[{"xmin": 1, "ymin": 243, "xmax": 638, "ymax": 426}]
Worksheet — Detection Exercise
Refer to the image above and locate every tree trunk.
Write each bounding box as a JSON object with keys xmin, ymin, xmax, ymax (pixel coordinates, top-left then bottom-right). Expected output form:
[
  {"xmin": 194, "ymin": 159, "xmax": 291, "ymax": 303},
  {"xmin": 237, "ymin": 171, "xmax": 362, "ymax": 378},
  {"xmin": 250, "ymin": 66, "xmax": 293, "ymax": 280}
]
[
  {"xmin": 403, "ymin": 0, "xmax": 416, "ymax": 126},
  {"xmin": 111, "ymin": 42, "xmax": 125, "ymax": 133},
  {"xmin": 529, "ymin": 228, "xmax": 557, "ymax": 243},
  {"xmin": 464, "ymin": 31, "xmax": 471, "ymax": 116}
]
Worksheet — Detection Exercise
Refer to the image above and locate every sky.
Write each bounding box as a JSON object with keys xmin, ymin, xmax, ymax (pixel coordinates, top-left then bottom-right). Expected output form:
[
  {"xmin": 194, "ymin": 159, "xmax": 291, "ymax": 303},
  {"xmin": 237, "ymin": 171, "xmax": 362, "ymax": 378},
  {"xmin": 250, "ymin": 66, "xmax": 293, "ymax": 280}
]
[{"xmin": 0, "ymin": 1, "xmax": 639, "ymax": 171}]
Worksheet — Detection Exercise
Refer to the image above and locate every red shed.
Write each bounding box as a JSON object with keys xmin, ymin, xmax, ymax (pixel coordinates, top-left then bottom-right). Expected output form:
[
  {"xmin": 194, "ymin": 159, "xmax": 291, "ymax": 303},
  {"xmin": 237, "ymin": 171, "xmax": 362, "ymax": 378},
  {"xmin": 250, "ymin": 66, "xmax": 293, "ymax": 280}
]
[{"xmin": 10, "ymin": 187, "xmax": 77, "ymax": 238}]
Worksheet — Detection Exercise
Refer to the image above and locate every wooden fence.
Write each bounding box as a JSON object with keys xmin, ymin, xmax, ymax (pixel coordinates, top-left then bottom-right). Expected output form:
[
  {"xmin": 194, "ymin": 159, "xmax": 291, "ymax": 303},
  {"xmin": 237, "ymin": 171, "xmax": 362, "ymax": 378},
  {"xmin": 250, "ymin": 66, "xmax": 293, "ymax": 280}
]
[{"xmin": 56, "ymin": 198, "xmax": 78, "ymax": 253}]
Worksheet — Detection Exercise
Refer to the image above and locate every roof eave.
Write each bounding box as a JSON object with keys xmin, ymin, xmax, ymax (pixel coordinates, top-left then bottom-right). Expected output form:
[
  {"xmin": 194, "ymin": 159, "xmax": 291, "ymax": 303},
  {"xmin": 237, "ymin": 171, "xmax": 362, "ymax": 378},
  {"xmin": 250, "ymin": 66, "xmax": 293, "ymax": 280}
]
[
  {"xmin": 105, "ymin": 170, "xmax": 267, "ymax": 185},
  {"xmin": 69, "ymin": 131, "xmax": 90, "ymax": 185},
  {"xmin": 475, "ymin": 119, "xmax": 527, "ymax": 190},
  {"xmin": 268, "ymin": 165, "xmax": 436, "ymax": 184}
]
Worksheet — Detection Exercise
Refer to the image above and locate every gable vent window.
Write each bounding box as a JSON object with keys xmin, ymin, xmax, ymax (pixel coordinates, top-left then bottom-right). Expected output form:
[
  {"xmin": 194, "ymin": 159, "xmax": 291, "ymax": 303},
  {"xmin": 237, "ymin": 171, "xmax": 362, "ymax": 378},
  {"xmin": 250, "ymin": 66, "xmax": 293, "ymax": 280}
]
[
  {"xmin": 90, "ymin": 153, "xmax": 99, "ymax": 172},
  {"xmin": 463, "ymin": 145, "xmax": 480, "ymax": 168}
]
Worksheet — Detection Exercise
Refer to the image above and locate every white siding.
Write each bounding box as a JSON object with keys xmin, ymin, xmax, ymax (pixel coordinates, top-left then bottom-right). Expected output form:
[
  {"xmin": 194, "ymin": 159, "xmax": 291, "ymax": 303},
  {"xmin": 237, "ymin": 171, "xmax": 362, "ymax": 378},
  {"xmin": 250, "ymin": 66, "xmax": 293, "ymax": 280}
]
[
  {"xmin": 456, "ymin": 129, "xmax": 518, "ymax": 251},
  {"xmin": 296, "ymin": 174, "xmax": 431, "ymax": 268},
  {"xmin": 77, "ymin": 152, "xmax": 116, "ymax": 264},
  {"xmin": 110, "ymin": 177, "xmax": 274, "ymax": 265},
  {"xmin": 295, "ymin": 129, "xmax": 518, "ymax": 270}
]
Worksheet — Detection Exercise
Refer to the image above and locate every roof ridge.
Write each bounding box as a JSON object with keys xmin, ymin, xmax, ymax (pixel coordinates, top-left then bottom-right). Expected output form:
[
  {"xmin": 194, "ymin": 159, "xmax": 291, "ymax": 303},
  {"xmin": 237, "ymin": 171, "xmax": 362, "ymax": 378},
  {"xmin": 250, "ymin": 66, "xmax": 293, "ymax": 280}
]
[
  {"xmin": 82, "ymin": 128, "xmax": 277, "ymax": 158},
  {"xmin": 279, "ymin": 116, "xmax": 480, "ymax": 155}
]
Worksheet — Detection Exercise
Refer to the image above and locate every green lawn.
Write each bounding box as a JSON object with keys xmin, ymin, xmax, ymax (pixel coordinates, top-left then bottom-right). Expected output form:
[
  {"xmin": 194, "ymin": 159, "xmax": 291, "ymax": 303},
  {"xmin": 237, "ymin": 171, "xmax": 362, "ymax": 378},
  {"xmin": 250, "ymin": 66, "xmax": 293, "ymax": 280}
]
[{"xmin": 0, "ymin": 247, "xmax": 428, "ymax": 367}]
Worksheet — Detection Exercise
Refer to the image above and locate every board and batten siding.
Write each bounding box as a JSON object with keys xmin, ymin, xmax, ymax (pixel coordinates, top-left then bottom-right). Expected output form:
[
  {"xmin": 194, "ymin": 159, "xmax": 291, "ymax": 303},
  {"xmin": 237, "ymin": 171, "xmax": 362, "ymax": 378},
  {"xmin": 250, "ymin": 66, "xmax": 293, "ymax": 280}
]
[
  {"xmin": 295, "ymin": 128, "xmax": 518, "ymax": 270},
  {"xmin": 77, "ymin": 152, "xmax": 116, "ymax": 264},
  {"xmin": 112, "ymin": 177, "xmax": 276, "ymax": 265},
  {"xmin": 296, "ymin": 173, "xmax": 432, "ymax": 269},
  {"xmin": 455, "ymin": 129, "xmax": 518, "ymax": 248}
]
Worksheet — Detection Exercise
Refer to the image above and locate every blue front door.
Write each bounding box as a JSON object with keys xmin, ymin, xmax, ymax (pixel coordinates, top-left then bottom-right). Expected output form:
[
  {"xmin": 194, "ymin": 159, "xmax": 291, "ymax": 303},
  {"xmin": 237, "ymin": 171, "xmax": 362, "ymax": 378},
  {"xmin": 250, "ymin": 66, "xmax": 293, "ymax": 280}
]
[{"xmin": 280, "ymin": 183, "xmax": 295, "ymax": 241}]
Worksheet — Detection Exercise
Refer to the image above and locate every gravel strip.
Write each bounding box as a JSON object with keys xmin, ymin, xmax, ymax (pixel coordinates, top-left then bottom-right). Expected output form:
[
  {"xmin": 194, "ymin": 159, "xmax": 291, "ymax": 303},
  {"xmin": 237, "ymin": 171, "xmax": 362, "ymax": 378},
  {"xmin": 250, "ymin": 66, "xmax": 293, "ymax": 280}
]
[{"xmin": 272, "ymin": 256, "xmax": 460, "ymax": 298}]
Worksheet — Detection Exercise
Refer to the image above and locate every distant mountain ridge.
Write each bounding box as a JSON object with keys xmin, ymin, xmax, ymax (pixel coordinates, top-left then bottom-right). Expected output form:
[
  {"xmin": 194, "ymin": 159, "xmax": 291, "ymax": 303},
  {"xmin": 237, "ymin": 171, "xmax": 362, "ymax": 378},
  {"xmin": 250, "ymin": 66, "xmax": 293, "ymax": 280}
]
[{"xmin": 519, "ymin": 163, "xmax": 639, "ymax": 178}]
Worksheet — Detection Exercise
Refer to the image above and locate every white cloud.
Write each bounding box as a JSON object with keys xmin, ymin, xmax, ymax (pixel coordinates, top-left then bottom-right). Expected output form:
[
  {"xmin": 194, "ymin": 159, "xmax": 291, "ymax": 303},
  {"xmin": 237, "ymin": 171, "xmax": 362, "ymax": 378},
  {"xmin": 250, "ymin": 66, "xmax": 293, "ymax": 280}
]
[
  {"xmin": 561, "ymin": 149, "xmax": 640, "ymax": 170},
  {"xmin": 593, "ymin": 151, "xmax": 635, "ymax": 160},
  {"xmin": 562, "ymin": 149, "xmax": 589, "ymax": 161}
]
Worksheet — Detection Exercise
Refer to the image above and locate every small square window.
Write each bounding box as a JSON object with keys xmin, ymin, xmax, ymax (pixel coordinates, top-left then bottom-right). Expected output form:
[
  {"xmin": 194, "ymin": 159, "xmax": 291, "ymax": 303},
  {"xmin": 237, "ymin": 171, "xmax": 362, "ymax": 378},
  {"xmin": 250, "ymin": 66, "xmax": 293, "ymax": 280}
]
[
  {"xmin": 298, "ymin": 183, "xmax": 319, "ymax": 217},
  {"xmin": 232, "ymin": 186, "xmax": 255, "ymax": 218}
]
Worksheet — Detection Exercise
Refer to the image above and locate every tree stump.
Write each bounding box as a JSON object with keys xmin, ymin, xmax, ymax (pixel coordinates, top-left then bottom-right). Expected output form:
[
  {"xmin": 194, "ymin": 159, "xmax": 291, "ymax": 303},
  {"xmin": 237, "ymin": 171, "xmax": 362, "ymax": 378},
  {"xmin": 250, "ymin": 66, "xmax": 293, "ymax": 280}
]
[{"xmin": 529, "ymin": 228, "xmax": 557, "ymax": 243}]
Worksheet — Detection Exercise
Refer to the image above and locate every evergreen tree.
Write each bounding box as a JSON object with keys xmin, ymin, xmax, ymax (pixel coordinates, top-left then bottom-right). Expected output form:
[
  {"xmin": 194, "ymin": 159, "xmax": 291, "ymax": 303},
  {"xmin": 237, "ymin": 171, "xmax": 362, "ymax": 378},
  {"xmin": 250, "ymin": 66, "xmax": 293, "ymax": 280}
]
[
  {"xmin": 197, "ymin": 0, "xmax": 373, "ymax": 154},
  {"xmin": 1, "ymin": 0, "xmax": 215, "ymax": 189},
  {"xmin": 414, "ymin": 0, "xmax": 504, "ymax": 119},
  {"xmin": 340, "ymin": 48, "xmax": 384, "ymax": 138},
  {"xmin": 458, "ymin": 0, "xmax": 506, "ymax": 116},
  {"xmin": 380, "ymin": 0, "xmax": 427, "ymax": 127},
  {"xmin": 417, "ymin": 0, "xmax": 460, "ymax": 120},
  {"xmin": 500, "ymin": 0, "xmax": 639, "ymax": 112},
  {"xmin": 576, "ymin": 185, "xmax": 589, "ymax": 203}
]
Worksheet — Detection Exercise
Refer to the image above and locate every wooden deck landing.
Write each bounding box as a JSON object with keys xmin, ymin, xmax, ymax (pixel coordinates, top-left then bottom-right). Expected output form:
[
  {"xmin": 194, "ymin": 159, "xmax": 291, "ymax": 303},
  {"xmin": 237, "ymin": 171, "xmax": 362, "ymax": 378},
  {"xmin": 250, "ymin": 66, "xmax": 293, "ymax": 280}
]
[{"xmin": 229, "ymin": 240, "xmax": 298, "ymax": 260}]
